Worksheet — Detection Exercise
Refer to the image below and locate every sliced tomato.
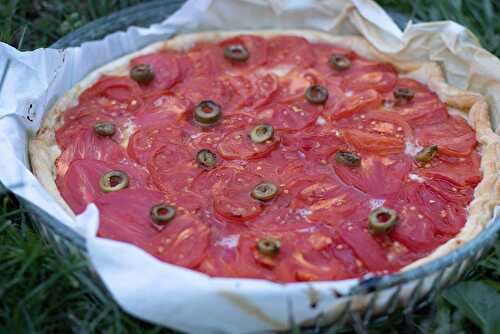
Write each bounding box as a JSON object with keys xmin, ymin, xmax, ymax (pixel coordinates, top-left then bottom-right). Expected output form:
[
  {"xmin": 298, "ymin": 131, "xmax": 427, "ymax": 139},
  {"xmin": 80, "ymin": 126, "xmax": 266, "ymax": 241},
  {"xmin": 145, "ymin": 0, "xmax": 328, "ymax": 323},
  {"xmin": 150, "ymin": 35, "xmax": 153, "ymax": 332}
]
[
  {"xmin": 55, "ymin": 129, "xmax": 128, "ymax": 177},
  {"xmin": 218, "ymin": 35, "xmax": 268, "ymax": 68},
  {"xmin": 95, "ymin": 188, "xmax": 165, "ymax": 246},
  {"xmin": 343, "ymin": 129, "xmax": 404, "ymax": 155},
  {"xmin": 233, "ymin": 225, "xmax": 349, "ymax": 282},
  {"xmin": 337, "ymin": 222, "xmax": 393, "ymax": 272},
  {"xmin": 148, "ymin": 143, "xmax": 200, "ymax": 195},
  {"xmin": 293, "ymin": 177, "xmax": 371, "ymax": 224},
  {"xmin": 415, "ymin": 151, "xmax": 482, "ymax": 187},
  {"xmin": 173, "ymin": 77, "xmax": 233, "ymax": 111},
  {"xmin": 267, "ymin": 36, "xmax": 314, "ymax": 68},
  {"xmin": 274, "ymin": 68, "xmax": 325, "ymax": 103},
  {"xmin": 217, "ymin": 127, "xmax": 280, "ymax": 160},
  {"xmin": 198, "ymin": 224, "xmax": 246, "ymax": 278},
  {"xmin": 339, "ymin": 109, "xmax": 412, "ymax": 155},
  {"xmin": 415, "ymin": 115, "xmax": 477, "ymax": 157},
  {"xmin": 55, "ymin": 102, "xmax": 126, "ymax": 150},
  {"xmin": 341, "ymin": 63, "xmax": 397, "ymax": 93},
  {"xmin": 133, "ymin": 93, "xmax": 192, "ymax": 128},
  {"xmin": 213, "ymin": 171, "xmax": 265, "ymax": 222},
  {"xmin": 386, "ymin": 199, "xmax": 444, "ymax": 253},
  {"xmin": 312, "ymin": 42, "xmax": 356, "ymax": 75},
  {"xmin": 282, "ymin": 130, "xmax": 344, "ymax": 163},
  {"xmin": 129, "ymin": 51, "xmax": 181, "ymax": 94},
  {"xmin": 256, "ymin": 102, "xmax": 320, "ymax": 132},
  {"xmin": 127, "ymin": 124, "xmax": 185, "ymax": 166},
  {"xmin": 143, "ymin": 213, "xmax": 211, "ymax": 268},
  {"xmin": 58, "ymin": 159, "xmax": 150, "ymax": 214},
  {"xmin": 384, "ymin": 78, "xmax": 448, "ymax": 126},
  {"xmin": 333, "ymin": 154, "xmax": 411, "ymax": 197},
  {"xmin": 177, "ymin": 42, "xmax": 226, "ymax": 78},
  {"xmin": 79, "ymin": 75, "xmax": 142, "ymax": 105},
  {"xmin": 325, "ymin": 89, "xmax": 381, "ymax": 120},
  {"xmin": 401, "ymin": 181, "xmax": 468, "ymax": 236}
]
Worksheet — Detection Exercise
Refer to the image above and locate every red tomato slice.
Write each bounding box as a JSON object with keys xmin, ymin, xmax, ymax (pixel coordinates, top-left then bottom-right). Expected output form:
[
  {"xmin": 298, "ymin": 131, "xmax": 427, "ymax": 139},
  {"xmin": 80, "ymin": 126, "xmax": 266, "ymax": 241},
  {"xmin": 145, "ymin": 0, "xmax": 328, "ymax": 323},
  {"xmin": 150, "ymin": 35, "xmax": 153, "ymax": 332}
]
[
  {"xmin": 337, "ymin": 222, "xmax": 393, "ymax": 272},
  {"xmin": 223, "ymin": 73, "xmax": 279, "ymax": 111},
  {"xmin": 55, "ymin": 102, "xmax": 128, "ymax": 150},
  {"xmin": 133, "ymin": 93, "xmax": 192, "ymax": 128},
  {"xmin": 217, "ymin": 127, "xmax": 280, "ymax": 160},
  {"xmin": 95, "ymin": 188, "xmax": 165, "ymax": 246},
  {"xmin": 127, "ymin": 125, "xmax": 185, "ymax": 166},
  {"xmin": 414, "ymin": 151, "xmax": 482, "ymax": 187},
  {"xmin": 219, "ymin": 35, "xmax": 268, "ymax": 68},
  {"xmin": 339, "ymin": 109, "xmax": 412, "ymax": 155},
  {"xmin": 384, "ymin": 78, "xmax": 448, "ymax": 126},
  {"xmin": 257, "ymin": 102, "xmax": 320, "ymax": 132},
  {"xmin": 148, "ymin": 143, "xmax": 200, "ymax": 195},
  {"xmin": 342, "ymin": 65, "xmax": 397, "ymax": 93},
  {"xmin": 343, "ymin": 129, "xmax": 404, "ymax": 155},
  {"xmin": 333, "ymin": 154, "xmax": 411, "ymax": 197},
  {"xmin": 143, "ymin": 213, "xmax": 211, "ymax": 268},
  {"xmin": 267, "ymin": 36, "xmax": 315, "ymax": 68},
  {"xmin": 177, "ymin": 42, "xmax": 226, "ymax": 78},
  {"xmin": 79, "ymin": 75, "xmax": 142, "ymax": 105},
  {"xmin": 173, "ymin": 77, "xmax": 233, "ymax": 111},
  {"xmin": 415, "ymin": 115, "xmax": 477, "ymax": 157},
  {"xmin": 213, "ymin": 171, "xmax": 264, "ymax": 222},
  {"xmin": 274, "ymin": 68, "xmax": 325, "ymax": 103},
  {"xmin": 326, "ymin": 89, "xmax": 381, "ymax": 120},
  {"xmin": 129, "ymin": 51, "xmax": 181, "ymax": 94},
  {"xmin": 58, "ymin": 159, "xmax": 150, "ymax": 214},
  {"xmin": 55, "ymin": 129, "xmax": 128, "ymax": 177},
  {"xmin": 386, "ymin": 200, "xmax": 444, "ymax": 253},
  {"xmin": 312, "ymin": 42, "xmax": 356, "ymax": 75},
  {"xmin": 402, "ymin": 181, "xmax": 468, "ymax": 236},
  {"xmin": 293, "ymin": 177, "xmax": 371, "ymax": 224}
]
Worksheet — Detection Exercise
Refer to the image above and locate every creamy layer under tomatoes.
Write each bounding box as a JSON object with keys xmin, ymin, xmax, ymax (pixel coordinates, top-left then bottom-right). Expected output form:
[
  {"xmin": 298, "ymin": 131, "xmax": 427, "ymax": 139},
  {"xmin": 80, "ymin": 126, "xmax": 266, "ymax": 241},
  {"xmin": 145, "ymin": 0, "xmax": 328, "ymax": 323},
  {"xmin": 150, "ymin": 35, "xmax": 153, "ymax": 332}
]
[{"xmin": 54, "ymin": 35, "xmax": 481, "ymax": 282}]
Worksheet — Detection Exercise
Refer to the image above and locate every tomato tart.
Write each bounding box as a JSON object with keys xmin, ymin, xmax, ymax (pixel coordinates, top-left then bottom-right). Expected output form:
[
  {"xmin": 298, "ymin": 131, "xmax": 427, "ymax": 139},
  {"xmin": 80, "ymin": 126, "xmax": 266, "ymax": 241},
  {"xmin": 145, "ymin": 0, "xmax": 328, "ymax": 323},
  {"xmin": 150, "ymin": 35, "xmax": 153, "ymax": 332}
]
[{"xmin": 30, "ymin": 30, "xmax": 499, "ymax": 283}]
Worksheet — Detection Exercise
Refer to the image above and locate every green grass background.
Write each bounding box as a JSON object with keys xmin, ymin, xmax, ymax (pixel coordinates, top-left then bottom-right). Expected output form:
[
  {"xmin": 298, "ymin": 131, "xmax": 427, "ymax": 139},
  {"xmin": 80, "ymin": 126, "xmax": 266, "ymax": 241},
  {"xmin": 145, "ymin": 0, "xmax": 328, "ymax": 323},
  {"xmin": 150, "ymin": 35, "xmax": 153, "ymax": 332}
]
[{"xmin": 0, "ymin": 0, "xmax": 499, "ymax": 333}]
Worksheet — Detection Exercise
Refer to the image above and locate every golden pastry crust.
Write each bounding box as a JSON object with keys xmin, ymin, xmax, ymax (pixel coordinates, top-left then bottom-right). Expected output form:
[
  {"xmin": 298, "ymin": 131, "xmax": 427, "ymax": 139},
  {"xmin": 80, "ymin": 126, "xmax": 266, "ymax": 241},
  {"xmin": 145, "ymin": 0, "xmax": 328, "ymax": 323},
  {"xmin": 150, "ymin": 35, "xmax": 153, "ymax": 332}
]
[{"xmin": 29, "ymin": 29, "xmax": 500, "ymax": 272}]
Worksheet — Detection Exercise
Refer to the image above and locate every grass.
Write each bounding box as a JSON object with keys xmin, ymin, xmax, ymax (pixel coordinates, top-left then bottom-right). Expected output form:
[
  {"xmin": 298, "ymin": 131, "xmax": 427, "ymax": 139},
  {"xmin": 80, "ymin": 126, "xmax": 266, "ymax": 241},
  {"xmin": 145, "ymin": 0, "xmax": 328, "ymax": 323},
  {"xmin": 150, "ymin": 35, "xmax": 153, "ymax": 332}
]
[{"xmin": 1, "ymin": 0, "xmax": 499, "ymax": 333}]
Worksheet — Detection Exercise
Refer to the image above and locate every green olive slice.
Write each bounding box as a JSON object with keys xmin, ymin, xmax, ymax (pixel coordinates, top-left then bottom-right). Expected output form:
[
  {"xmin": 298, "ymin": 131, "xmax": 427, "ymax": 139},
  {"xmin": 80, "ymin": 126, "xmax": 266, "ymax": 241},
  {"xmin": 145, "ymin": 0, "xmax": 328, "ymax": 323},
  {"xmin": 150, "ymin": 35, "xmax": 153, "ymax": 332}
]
[
  {"xmin": 368, "ymin": 207, "xmax": 398, "ymax": 234},
  {"xmin": 99, "ymin": 170, "xmax": 129, "ymax": 193},
  {"xmin": 150, "ymin": 203, "xmax": 176, "ymax": 225},
  {"xmin": 335, "ymin": 151, "xmax": 361, "ymax": 167},
  {"xmin": 415, "ymin": 144, "xmax": 438, "ymax": 163},
  {"xmin": 194, "ymin": 100, "xmax": 222, "ymax": 125},
  {"xmin": 224, "ymin": 44, "xmax": 249, "ymax": 62},
  {"xmin": 256, "ymin": 237, "xmax": 281, "ymax": 257},
  {"xmin": 251, "ymin": 181, "xmax": 278, "ymax": 201},
  {"xmin": 130, "ymin": 64, "xmax": 155, "ymax": 85},
  {"xmin": 250, "ymin": 124, "xmax": 274, "ymax": 144},
  {"xmin": 329, "ymin": 54, "xmax": 351, "ymax": 70},
  {"xmin": 393, "ymin": 87, "xmax": 414, "ymax": 102},
  {"xmin": 196, "ymin": 149, "xmax": 217, "ymax": 169},
  {"xmin": 93, "ymin": 122, "xmax": 116, "ymax": 137},
  {"xmin": 305, "ymin": 85, "xmax": 329, "ymax": 105}
]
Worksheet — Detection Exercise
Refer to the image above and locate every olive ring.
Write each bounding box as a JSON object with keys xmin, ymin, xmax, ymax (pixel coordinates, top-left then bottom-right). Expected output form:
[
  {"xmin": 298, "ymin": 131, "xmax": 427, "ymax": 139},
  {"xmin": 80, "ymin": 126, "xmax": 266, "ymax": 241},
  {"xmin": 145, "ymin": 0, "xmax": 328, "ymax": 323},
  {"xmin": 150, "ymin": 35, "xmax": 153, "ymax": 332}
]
[
  {"xmin": 224, "ymin": 44, "xmax": 249, "ymax": 62},
  {"xmin": 369, "ymin": 207, "xmax": 398, "ymax": 234},
  {"xmin": 194, "ymin": 100, "xmax": 222, "ymax": 126},
  {"xmin": 256, "ymin": 237, "xmax": 281, "ymax": 257},
  {"xmin": 130, "ymin": 63, "xmax": 155, "ymax": 85},
  {"xmin": 99, "ymin": 170, "xmax": 129, "ymax": 193},
  {"xmin": 150, "ymin": 203, "xmax": 176, "ymax": 225},
  {"xmin": 305, "ymin": 85, "xmax": 329, "ymax": 105}
]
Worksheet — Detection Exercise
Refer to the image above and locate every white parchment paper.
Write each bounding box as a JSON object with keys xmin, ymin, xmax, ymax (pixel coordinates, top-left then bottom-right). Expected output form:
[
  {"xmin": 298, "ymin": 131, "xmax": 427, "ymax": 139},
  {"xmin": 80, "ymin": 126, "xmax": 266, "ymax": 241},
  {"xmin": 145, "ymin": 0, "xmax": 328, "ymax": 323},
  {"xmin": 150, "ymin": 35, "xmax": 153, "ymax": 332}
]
[{"xmin": 1, "ymin": 0, "xmax": 499, "ymax": 333}]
